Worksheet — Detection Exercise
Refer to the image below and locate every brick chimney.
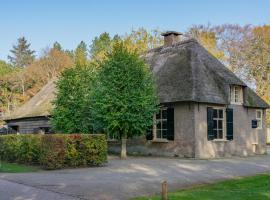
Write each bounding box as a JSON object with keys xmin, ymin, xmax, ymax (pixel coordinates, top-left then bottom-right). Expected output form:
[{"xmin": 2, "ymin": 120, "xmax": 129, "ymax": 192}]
[{"xmin": 161, "ymin": 31, "xmax": 183, "ymax": 46}]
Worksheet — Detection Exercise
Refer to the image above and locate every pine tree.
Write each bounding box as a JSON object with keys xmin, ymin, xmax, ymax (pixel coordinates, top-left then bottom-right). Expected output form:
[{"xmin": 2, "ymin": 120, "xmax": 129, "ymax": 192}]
[
  {"xmin": 75, "ymin": 41, "xmax": 87, "ymax": 66},
  {"xmin": 53, "ymin": 41, "xmax": 62, "ymax": 51},
  {"xmin": 89, "ymin": 32, "xmax": 112, "ymax": 60},
  {"xmin": 8, "ymin": 37, "xmax": 35, "ymax": 68}
]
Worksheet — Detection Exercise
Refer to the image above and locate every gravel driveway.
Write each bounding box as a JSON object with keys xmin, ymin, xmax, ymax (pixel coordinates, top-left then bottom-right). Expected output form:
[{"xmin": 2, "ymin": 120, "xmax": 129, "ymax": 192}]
[{"xmin": 1, "ymin": 155, "xmax": 270, "ymax": 200}]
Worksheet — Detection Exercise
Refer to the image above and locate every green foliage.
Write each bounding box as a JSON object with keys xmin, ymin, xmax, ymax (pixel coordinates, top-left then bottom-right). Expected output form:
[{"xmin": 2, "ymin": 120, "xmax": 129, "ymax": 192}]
[
  {"xmin": 8, "ymin": 37, "xmax": 35, "ymax": 68},
  {"xmin": 40, "ymin": 135, "xmax": 67, "ymax": 169},
  {"xmin": 91, "ymin": 42, "xmax": 158, "ymax": 138},
  {"xmin": 0, "ymin": 135, "xmax": 20, "ymax": 162},
  {"xmin": 75, "ymin": 41, "xmax": 88, "ymax": 66},
  {"xmin": 90, "ymin": 32, "xmax": 112, "ymax": 59},
  {"xmin": 53, "ymin": 41, "xmax": 63, "ymax": 51},
  {"xmin": 17, "ymin": 135, "xmax": 41, "ymax": 164},
  {"xmin": 0, "ymin": 134, "xmax": 107, "ymax": 170},
  {"xmin": 0, "ymin": 60, "xmax": 15, "ymax": 76},
  {"xmin": 51, "ymin": 64, "xmax": 96, "ymax": 133}
]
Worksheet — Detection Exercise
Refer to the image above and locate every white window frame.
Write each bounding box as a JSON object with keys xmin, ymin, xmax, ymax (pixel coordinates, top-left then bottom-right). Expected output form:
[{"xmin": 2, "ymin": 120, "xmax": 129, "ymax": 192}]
[
  {"xmin": 154, "ymin": 107, "xmax": 168, "ymax": 140},
  {"xmin": 256, "ymin": 110, "xmax": 263, "ymax": 129},
  {"xmin": 230, "ymin": 85, "xmax": 243, "ymax": 105},
  {"xmin": 212, "ymin": 107, "xmax": 226, "ymax": 140}
]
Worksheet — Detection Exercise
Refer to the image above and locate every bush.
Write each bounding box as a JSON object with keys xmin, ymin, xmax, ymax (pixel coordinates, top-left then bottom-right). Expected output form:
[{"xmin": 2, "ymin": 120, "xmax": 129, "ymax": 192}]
[
  {"xmin": 0, "ymin": 134, "xmax": 107, "ymax": 169},
  {"xmin": 17, "ymin": 135, "xmax": 41, "ymax": 164}
]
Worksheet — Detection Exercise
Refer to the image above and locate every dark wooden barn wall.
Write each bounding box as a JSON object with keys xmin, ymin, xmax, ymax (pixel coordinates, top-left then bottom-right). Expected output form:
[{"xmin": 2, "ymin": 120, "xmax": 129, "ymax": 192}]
[{"xmin": 6, "ymin": 117, "xmax": 52, "ymax": 134}]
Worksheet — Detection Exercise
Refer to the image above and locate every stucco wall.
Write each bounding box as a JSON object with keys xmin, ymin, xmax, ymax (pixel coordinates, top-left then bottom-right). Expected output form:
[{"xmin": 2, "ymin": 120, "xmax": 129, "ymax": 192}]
[
  {"xmin": 108, "ymin": 102, "xmax": 196, "ymax": 157},
  {"xmin": 6, "ymin": 117, "xmax": 52, "ymax": 134},
  {"xmin": 194, "ymin": 103, "xmax": 267, "ymax": 158}
]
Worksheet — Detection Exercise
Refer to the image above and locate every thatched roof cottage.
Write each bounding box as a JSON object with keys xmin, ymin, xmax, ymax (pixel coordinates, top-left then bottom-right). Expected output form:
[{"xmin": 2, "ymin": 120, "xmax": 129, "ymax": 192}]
[{"xmin": 4, "ymin": 31, "xmax": 269, "ymax": 158}]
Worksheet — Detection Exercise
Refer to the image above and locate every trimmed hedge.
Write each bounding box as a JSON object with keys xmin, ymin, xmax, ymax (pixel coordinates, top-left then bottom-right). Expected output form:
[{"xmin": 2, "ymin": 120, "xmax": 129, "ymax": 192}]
[{"xmin": 0, "ymin": 134, "xmax": 107, "ymax": 169}]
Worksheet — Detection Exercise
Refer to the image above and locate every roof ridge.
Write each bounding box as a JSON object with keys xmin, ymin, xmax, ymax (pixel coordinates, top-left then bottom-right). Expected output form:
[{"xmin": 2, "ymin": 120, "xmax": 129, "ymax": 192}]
[{"xmin": 147, "ymin": 38, "xmax": 198, "ymax": 54}]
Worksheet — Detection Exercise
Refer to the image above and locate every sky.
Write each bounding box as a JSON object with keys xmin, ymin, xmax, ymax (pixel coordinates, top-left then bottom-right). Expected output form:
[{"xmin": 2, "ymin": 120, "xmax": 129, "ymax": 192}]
[{"xmin": 0, "ymin": 0, "xmax": 269, "ymax": 61}]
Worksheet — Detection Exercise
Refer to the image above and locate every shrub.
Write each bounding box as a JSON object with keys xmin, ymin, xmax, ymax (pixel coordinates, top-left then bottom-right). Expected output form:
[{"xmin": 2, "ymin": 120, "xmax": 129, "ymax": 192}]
[
  {"xmin": 0, "ymin": 135, "xmax": 21, "ymax": 162},
  {"xmin": 0, "ymin": 134, "xmax": 107, "ymax": 169},
  {"xmin": 39, "ymin": 135, "xmax": 67, "ymax": 169},
  {"xmin": 17, "ymin": 135, "xmax": 41, "ymax": 164}
]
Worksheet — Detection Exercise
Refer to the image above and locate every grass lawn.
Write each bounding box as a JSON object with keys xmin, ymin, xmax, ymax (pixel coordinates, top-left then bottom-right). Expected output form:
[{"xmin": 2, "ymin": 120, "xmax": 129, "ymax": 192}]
[
  {"xmin": 0, "ymin": 162, "xmax": 40, "ymax": 173},
  {"xmin": 133, "ymin": 173, "xmax": 270, "ymax": 200}
]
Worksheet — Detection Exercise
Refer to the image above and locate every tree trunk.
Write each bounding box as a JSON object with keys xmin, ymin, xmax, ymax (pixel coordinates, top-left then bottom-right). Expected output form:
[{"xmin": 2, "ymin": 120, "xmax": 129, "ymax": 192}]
[{"xmin": 121, "ymin": 134, "xmax": 127, "ymax": 159}]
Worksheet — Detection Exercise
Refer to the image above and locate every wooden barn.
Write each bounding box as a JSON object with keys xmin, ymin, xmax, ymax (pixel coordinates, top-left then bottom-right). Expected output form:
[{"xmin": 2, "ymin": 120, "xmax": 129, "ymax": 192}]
[{"xmin": 4, "ymin": 80, "xmax": 55, "ymax": 134}]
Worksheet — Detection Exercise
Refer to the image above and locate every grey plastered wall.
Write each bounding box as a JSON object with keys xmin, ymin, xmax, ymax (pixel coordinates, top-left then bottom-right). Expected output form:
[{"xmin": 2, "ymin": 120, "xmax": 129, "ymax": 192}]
[
  {"xmin": 194, "ymin": 103, "xmax": 267, "ymax": 158},
  {"xmin": 108, "ymin": 102, "xmax": 196, "ymax": 157},
  {"xmin": 6, "ymin": 117, "xmax": 52, "ymax": 134}
]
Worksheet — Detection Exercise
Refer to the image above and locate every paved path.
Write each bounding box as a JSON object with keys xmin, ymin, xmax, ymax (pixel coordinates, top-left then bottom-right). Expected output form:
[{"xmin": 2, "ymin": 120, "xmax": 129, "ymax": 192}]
[
  {"xmin": 1, "ymin": 155, "xmax": 270, "ymax": 200},
  {"xmin": 0, "ymin": 179, "xmax": 79, "ymax": 200}
]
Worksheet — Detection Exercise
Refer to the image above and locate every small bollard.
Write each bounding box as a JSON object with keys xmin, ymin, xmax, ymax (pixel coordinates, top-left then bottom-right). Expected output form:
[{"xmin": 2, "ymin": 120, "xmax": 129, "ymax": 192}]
[{"xmin": 161, "ymin": 180, "xmax": 168, "ymax": 200}]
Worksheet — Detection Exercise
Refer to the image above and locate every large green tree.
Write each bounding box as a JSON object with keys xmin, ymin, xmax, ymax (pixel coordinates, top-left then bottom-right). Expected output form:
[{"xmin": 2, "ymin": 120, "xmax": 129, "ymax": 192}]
[
  {"xmin": 51, "ymin": 64, "xmax": 96, "ymax": 133},
  {"xmin": 91, "ymin": 43, "xmax": 158, "ymax": 158},
  {"xmin": 8, "ymin": 37, "xmax": 35, "ymax": 68}
]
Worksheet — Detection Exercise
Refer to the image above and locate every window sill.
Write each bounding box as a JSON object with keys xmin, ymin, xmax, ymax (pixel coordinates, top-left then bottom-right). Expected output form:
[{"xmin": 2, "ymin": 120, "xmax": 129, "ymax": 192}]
[
  {"xmin": 230, "ymin": 102, "xmax": 243, "ymax": 105},
  {"xmin": 212, "ymin": 139, "xmax": 229, "ymax": 142},
  {"xmin": 151, "ymin": 139, "xmax": 169, "ymax": 143}
]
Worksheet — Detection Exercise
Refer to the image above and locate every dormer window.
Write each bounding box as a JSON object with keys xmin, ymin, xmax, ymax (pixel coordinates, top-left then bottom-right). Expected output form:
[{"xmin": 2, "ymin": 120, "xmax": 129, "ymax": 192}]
[{"xmin": 230, "ymin": 85, "xmax": 243, "ymax": 104}]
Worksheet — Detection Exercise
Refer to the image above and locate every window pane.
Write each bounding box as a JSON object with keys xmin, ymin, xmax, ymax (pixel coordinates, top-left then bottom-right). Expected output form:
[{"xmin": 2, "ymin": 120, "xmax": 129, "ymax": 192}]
[
  {"xmin": 219, "ymin": 110, "xmax": 223, "ymax": 118},
  {"xmin": 157, "ymin": 121, "xmax": 161, "ymax": 129},
  {"xmin": 162, "ymin": 130, "xmax": 167, "ymax": 139},
  {"xmin": 156, "ymin": 111, "xmax": 161, "ymax": 120},
  {"xmin": 213, "ymin": 120, "xmax": 217, "ymax": 129},
  {"xmin": 162, "ymin": 120, "xmax": 167, "ymax": 129},
  {"xmin": 213, "ymin": 109, "xmax": 218, "ymax": 118},
  {"xmin": 213, "ymin": 130, "xmax": 217, "ymax": 139},
  {"xmin": 257, "ymin": 111, "xmax": 262, "ymax": 118},
  {"xmin": 218, "ymin": 120, "xmax": 223, "ymax": 129},
  {"xmin": 157, "ymin": 129, "xmax": 162, "ymax": 139},
  {"xmin": 218, "ymin": 130, "xmax": 223, "ymax": 139},
  {"xmin": 162, "ymin": 109, "xmax": 167, "ymax": 119}
]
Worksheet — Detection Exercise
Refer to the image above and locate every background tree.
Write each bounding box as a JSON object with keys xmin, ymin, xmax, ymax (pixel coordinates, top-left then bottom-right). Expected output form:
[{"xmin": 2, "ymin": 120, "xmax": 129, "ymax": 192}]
[
  {"xmin": 91, "ymin": 43, "xmax": 158, "ymax": 158},
  {"xmin": 89, "ymin": 28, "xmax": 163, "ymax": 62},
  {"xmin": 8, "ymin": 37, "xmax": 35, "ymax": 68},
  {"xmin": 186, "ymin": 25, "xmax": 224, "ymax": 60},
  {"xmin": 0, "ymin": 60, "xmax": 14, "ymax": 76},
  {"xmin": 89, "ymin": 32, "xmax": 112, "ymax": 61},
  {"xmin": 75, "ymin": 41, "xmax": 88, "ymax": 66},
  {"xmin": 51, "ymin": 64, "xmax": 96, "ymax": 133},
  {"xmin": 53, "ymin": 41, "xmax": 63, "ymax": 51},
  {"xmin": 122, "ymin": 28, "xmax": 163, "ymax": 55}
]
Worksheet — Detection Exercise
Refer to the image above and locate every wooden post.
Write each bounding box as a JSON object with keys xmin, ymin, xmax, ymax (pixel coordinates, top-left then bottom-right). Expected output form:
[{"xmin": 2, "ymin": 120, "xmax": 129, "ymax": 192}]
[{"xmin": 161, "ymin": 181, "xmax": 168, "ymax": 200}]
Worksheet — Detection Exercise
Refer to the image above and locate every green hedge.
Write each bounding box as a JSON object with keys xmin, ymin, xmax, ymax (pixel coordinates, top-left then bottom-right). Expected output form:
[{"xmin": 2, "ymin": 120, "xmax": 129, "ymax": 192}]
[{"xmin": 0, "ymin": 134, "xmax": 107, "ymax": 169}]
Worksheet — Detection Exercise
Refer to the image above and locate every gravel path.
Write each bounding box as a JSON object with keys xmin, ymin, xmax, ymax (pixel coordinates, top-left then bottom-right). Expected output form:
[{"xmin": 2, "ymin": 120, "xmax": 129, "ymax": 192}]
[{"xmin": 1, "ymin": 155, "xmax": 270, "ymax": 200}]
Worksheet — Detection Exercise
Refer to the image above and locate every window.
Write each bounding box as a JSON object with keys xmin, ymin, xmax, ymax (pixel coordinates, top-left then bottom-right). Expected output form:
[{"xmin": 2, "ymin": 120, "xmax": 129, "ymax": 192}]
[
  {"xmin": 146, "ymin": 107, "xmax": 174, "ymax": 141},
  {"xmin": 230, "ymin": 85, "xmax": 243, "ymax": 104},
  {"xmin": 156, "ymin": 108, "xmax": 168, "ymax": 139},
  {"xmin": 256, "ymin": 110, "xmax": 263, "ymax": 129},
  {"xmin": 213, "ymin": 108, "xmax": 225, "ymax": 139}
]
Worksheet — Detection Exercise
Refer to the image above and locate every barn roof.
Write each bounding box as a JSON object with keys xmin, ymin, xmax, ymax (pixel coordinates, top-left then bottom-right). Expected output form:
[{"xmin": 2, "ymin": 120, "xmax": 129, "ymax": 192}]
[
  {"xmin": 4, "ymin": 79, "xmax": 56, "ymax": 120},
  {"xmin": 4, "ymin": 38, "xmax": 269, "ymax": 121}
]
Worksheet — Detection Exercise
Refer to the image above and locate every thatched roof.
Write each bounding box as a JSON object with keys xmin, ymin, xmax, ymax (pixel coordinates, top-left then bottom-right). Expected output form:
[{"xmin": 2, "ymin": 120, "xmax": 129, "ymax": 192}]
[
  {"xmin": 145, "ymin": 39, "xmax": 269, "ymax": 108},
  {"xmin": 4, "ymin": 79, "xmax": 56, "ymax": 120},
  {"xmin": 5, "ymin": 39, "xmax": 269, "ymax": 121}
]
